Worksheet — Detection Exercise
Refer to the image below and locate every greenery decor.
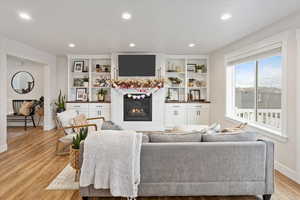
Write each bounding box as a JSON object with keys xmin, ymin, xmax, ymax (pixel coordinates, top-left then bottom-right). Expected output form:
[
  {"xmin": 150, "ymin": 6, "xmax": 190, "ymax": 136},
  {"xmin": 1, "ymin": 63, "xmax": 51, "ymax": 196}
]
[
  {"xmin": 55, "ymin": 90, "xmax": 66, "ymax": 113},
  {"xmin": 111, "ymin": 79, "xmax": 164, "ymax": 89},
  {"xmin": 195, "ymin": 64, "xmax": 206, "ymax": 73},
  {"xmin": 72, "ymin": 128, "xmax": 88, "ymax": 149},
  {"xmin": 97, "ymin": 89, "xmax": 108, "ymax": 101}
]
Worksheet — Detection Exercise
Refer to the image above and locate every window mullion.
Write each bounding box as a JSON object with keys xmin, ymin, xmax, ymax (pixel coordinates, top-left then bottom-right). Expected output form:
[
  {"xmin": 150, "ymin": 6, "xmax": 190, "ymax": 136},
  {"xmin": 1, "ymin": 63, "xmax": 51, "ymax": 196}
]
[{"xmin": 255, "ymin": 60, "xmax": 258, "ymax": 122}]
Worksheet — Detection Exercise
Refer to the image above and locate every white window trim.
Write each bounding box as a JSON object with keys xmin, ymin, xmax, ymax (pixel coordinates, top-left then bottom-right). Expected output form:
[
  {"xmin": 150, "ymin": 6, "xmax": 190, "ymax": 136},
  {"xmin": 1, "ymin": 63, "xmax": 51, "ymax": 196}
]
[{"xmin": 225, "ymin": 32, "xmax": 288, "ymax": 140}]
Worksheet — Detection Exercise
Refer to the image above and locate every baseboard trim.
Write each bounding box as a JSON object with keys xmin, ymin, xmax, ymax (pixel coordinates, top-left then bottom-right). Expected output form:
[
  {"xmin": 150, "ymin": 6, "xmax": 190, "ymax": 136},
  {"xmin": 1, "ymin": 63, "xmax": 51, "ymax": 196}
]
[
  {"xmin": 0, "ymin": 144, "xmax": 7, "ymax": 153},
  {"xmin": 275, "ymin": 161, "xmax": 300, "ymax": 184}
]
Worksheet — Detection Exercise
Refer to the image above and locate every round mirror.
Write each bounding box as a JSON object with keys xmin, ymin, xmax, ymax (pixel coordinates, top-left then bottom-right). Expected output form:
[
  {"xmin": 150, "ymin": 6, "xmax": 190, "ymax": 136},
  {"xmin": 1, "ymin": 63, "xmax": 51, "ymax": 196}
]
[{"xmin": 11, "ymin": 71, "xmax": 34, "ymax": 94}]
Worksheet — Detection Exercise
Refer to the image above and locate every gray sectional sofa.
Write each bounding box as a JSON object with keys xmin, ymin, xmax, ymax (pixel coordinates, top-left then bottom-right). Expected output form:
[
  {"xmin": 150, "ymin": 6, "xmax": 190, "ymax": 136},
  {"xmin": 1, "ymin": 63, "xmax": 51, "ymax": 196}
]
[{"xmin": 79, "ymin": 132, "xmax": 274, "ymax": 200}]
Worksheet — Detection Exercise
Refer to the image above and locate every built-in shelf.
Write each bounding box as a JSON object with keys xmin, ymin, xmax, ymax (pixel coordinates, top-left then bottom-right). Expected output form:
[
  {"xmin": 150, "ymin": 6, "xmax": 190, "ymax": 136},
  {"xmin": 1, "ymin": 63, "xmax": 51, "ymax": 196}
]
[
  {"xmin": 165, "ymin": 55, "xmax": 209, "ymax": 102},
  {"xmin": 68, "ymin": 55, "xmax": 112, "ymax": 102}
]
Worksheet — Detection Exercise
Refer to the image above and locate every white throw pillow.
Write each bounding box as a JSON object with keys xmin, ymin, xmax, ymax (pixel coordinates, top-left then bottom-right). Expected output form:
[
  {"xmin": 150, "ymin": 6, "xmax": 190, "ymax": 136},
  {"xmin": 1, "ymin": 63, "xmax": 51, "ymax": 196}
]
[
  {"xmin": 203, "ymin": 123, "xmax": 221, "ymax": 134},
  {"xmin": 57, "ymin": 110, "xmax": 78, "ymax": 134}
]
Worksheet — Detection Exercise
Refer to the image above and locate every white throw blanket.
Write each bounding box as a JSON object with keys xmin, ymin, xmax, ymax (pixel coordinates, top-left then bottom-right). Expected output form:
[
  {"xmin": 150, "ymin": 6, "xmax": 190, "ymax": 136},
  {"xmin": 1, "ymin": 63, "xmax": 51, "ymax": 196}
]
[{"xmin": 80, "ymin": 130, "xmax": 143, "ymax": 198}]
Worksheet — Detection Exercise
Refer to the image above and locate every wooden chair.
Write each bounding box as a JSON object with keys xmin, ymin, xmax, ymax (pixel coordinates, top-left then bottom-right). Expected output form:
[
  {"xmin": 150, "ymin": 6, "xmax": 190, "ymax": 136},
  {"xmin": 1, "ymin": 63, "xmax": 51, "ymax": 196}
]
[
  {"xmin": 7, "ymin": 99, "xmax": 37, "ymax": 130},
  {"xmin": 55, "ymin": 116, "xmax": 105, "ymax": 155}
]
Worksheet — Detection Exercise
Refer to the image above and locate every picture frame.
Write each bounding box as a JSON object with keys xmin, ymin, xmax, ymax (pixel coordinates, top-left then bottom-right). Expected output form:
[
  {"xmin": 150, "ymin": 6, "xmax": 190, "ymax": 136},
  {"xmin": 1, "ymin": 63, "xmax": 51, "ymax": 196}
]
[
  {"xmin": 73, "ymin": 61, "xmax": 84, "ymax": 72},
  {"xmin": 187, "ymin": 64, "xmax": 196, "ymax": 72},
  {"xmin": 189, "ymin": 89, "xmax": 201, "ymax": 101},
  {"xmin": 168, "ymin": 88, "xmax": 180, "ymax": 101},
  {"xmin": 82, "ymin": 62, "xmax": 89, "ymax": 72},
  {"xmin": 76, "ymin": 88, "xmax": 87, "ymax": 101}
]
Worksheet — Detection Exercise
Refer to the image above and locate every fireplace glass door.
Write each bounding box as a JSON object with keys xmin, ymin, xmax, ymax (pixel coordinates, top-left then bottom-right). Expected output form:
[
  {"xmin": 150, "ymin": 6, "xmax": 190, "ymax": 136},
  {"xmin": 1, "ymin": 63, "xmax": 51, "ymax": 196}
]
[{"xmin": 124, "ymin": 94, "xmax": 152, "ymax": 121}]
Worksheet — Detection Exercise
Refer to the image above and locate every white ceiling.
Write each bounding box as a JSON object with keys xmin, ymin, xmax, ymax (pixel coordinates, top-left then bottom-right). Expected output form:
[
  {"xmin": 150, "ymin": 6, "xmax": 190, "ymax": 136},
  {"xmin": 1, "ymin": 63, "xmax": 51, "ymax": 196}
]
[{"xmin": 0, "ymin": 0, "xmax": 300, "ymax": 55}]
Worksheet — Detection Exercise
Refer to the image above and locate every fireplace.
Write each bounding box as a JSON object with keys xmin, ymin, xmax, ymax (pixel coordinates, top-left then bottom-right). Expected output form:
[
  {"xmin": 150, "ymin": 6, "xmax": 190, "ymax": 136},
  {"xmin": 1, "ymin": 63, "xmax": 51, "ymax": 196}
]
[{"xmin": 124, "ymin": 94, "xmax": 152, "ymax": 121}]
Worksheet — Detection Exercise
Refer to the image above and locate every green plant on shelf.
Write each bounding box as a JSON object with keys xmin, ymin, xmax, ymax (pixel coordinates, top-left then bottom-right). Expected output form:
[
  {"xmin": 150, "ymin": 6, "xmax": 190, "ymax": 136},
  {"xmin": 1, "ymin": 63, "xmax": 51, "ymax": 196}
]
[
  {"xmin": 195, "ymin": 64, "xmax": 206, "ymax": 73},
  {"xmin": 97, "ymin": 89, "xmax": 108, "ymax": 101}
]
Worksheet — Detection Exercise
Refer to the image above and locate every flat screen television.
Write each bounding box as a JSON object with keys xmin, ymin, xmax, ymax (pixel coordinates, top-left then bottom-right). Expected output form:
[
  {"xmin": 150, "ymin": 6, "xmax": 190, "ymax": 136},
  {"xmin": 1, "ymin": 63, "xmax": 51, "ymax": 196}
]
[{"xmin": 118, "ymin": 55, "xmax": 156, "ymax": 76}]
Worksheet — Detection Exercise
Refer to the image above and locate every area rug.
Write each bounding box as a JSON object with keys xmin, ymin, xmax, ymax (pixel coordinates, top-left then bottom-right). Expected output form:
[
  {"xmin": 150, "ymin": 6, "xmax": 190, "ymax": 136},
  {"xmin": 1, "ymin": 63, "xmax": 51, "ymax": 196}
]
[{"xmin": 46, "ymin": 164, "xmax": 79, "ymax": 190}]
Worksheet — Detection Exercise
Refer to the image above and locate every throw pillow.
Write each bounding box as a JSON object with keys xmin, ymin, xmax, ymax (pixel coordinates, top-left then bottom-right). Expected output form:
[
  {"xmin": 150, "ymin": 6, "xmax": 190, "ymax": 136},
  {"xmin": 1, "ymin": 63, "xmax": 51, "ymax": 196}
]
[
  {"xmin": 72, "ymin": 114, "xmax": 88, "ymax": 133},
  {"xmin": 202, "ymin": 131, "xmax": 257, "ymax": 142},
  {"xmin": 142, "ymin": 134, "xmax": 150, "ymax": 143},
  {"xmin": 220, "ymin": 122, "xmax": 248, "ymax": 133},
  {"xmin": 73, "ymin": 115, "xmax": 104, "ymax": 133},
  {"xmin": 57, "ymin": 110, "xmax": 78, "ymax": 134},
  {"xmin": 19, "ymin": 101, "xmax": 34, "ymax": 116},
  {"xmin": 149, "ymin": 132, "xmax": 202, "ymax": 143}
]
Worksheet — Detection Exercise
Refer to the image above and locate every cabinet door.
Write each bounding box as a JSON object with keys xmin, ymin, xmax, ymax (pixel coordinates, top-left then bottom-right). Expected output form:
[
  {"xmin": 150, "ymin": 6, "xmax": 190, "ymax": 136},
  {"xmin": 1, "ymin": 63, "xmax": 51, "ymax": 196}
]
[
  {"xmin": 187, "ymin": 105, "xmax": 209, "ymax": 125},
  {"xmin": 198, "ymin": 107, "xmax": 209, "ymax": 125},
  {"xmin": 165, "ymin": 104, "xmax": 186, "ymax": 127},
  {"xmin": 66, "ymin": 103, "xmax": 89, "ymax": 116},
  {"xmin": 88, "ymin": 104, "xmax": 111, "ymax": 121}
]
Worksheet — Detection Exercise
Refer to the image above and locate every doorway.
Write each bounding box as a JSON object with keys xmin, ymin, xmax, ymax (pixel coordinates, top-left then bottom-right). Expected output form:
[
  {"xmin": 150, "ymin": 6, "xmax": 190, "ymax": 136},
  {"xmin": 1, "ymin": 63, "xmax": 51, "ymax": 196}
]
[{"xmin": 6, "ymin": 55, "xmax": 46, "ymax": 143}]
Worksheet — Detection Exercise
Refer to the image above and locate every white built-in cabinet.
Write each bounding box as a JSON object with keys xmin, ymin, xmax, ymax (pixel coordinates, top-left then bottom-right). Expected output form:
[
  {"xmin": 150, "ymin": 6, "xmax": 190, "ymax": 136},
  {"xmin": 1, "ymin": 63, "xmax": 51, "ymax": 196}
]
[
  {"xmin": 165, "ymin": 103, "xmax": 210, "ymax": 127},
  {"xmin": 66, "ymin": 103, "xmax": 111, "ymax": 121}
]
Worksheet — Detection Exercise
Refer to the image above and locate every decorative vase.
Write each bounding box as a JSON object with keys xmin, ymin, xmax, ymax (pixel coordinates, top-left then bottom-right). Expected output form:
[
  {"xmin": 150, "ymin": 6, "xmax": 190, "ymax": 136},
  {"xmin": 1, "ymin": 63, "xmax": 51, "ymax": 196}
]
[
  {"xmin": 56, "ymin": 107, "xmax": 65, "ymax": 113},
  {"xmin": 70, "ymin": 147, "xmax": 80, "ymax": 170},
  {"xmin": 98, "ymin": 94, "xmax": 105, "ymax": 101},
  {"xmin": 70, "ymin": 147, "xmax": 80, "ymax": 181}
]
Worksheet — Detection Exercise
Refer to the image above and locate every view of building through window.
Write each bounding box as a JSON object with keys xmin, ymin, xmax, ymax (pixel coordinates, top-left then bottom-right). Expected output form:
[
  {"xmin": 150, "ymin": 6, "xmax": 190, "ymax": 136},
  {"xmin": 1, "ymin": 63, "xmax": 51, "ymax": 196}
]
[{"xmin": 234, "ymin": 55, "xmax": 282, "ymax": 130}]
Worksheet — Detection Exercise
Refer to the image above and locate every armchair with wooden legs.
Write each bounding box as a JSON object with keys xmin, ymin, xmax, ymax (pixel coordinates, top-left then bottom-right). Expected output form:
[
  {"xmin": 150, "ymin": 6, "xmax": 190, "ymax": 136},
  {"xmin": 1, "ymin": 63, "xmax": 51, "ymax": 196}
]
[{"xmin": 55, "ymin": 116, "xmax": 105, "ymax": 156}]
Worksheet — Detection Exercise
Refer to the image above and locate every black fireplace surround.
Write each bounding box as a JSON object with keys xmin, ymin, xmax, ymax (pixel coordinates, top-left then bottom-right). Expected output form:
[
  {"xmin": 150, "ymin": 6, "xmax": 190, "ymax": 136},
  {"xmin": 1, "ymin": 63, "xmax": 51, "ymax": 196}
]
[{"xmin": 124, "ymin": 94, "xmax": 152, "ymax": 121}]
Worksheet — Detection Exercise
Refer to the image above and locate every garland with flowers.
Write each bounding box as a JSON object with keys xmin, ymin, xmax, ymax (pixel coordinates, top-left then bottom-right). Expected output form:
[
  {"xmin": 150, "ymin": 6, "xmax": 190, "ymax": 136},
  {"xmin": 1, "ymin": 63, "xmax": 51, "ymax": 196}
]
[{"xmin": 111, "ymin": 79, "xmax": 164, "ymax": 89}]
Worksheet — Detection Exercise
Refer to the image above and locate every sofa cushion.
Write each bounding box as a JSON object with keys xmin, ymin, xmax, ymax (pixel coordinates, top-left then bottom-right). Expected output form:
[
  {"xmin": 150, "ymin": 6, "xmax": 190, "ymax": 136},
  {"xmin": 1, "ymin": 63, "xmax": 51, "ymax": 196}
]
[
  {"xmin": 19, "ymin": 101, "xmax": 34, "ymax": 116},
  {"xmin": 202, "ymin": 131, "xmax": 257, "ymax": 142},
  {"xmin": 142, "ymin": 134, "xmax": 150, "ymax": 143},
  {"xmin": 101, "ymin": 121, "xmax": 122, "ymax": 130},
  {"xmin": 149, "ymin": 132, "xmax": 202, "ymax": 143}
]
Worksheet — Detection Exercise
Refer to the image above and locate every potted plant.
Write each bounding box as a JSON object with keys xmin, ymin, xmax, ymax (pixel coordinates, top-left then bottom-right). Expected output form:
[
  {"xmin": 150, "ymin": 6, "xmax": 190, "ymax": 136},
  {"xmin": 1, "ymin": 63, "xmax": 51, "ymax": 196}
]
[
  {"xmin": 97, "ymin": 89, "xmax": 107, "ymax": 101},
  {"xmin": 70, "ymin": 128, "xmax": 88, "ymax": 180},
  {"xmin": 55, "ymin": 90, "xmax": 66, "ymax": 113},
  {"xmin": 195, "ymin": 64, "xmax": 206, "ymax": 73}
]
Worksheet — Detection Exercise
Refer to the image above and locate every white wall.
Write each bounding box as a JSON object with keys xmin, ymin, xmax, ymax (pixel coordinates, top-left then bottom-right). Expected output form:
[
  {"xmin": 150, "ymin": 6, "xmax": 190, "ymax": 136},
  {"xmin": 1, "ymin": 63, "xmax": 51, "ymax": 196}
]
[
  {"xmin": 7, "ymin": 56, "xmax": 44, "ymax": 114},
  {"xmin": 209, "ymin": 12, "xmax": 300, "ymax": 183},
  {"xmin": 0, "ymin": 38, "xmax": 8, "ymax": 153},
  {"xmin": 56, "ymin": 55, "xmax": 68, "ymax": 95},
  {"xmin": 0, "ymin": 35, "xmax": 56, "ymax": 153}
]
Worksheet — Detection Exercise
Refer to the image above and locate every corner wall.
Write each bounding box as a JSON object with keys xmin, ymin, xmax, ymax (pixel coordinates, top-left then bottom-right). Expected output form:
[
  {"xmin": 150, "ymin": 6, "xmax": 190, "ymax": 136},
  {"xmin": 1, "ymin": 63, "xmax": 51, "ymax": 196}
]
[{"xmin": 209, "ymin": 12, "xmax": 300, "ymax": 183}]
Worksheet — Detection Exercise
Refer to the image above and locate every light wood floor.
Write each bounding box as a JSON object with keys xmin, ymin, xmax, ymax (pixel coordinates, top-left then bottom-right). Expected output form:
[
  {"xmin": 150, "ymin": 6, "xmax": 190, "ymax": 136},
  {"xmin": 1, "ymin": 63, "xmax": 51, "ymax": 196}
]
[{"xmin": 1, "ymin": 127, "xmax": 300, "ymax": 200}]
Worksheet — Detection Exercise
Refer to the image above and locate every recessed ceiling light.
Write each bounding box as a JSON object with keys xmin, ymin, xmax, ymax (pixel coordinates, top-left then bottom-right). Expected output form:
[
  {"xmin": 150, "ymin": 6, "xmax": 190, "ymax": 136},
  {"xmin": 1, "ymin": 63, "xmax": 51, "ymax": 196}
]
[
  {"xmin": 221, "ymin": 13, "xmax": 232, "ymax": 21},
  {"xmin": 129, "ymin": 43, "xmax": 135, "ymax": 47},
  {"xmin": 189, "ymin": 43, "xmax": 195, "ymax": 47},
  {"xmin": 122, "ymin": 12, "xmax": 132, "ymax": 20},
  {"xmin": 18, "ymin": 12, "xmax": 32, "ymax": 21},
  {"xmin": 68, "ymin": 43, "xmax": 76, "ymax": 48}
]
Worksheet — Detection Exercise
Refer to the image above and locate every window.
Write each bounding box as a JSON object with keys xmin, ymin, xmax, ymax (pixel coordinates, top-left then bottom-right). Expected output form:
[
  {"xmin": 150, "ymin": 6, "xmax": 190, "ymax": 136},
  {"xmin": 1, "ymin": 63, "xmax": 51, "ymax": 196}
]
[{"xmin": 227, "ymin": 51, "xmax": 282, "ymax": 133}]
